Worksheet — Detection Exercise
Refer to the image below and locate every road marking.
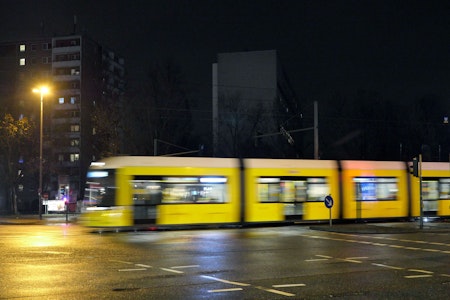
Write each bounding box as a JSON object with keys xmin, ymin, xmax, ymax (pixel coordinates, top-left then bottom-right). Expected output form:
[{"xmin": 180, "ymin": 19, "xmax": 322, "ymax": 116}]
[
  {"xmin": 27, "ymin": 250, "xmax": 71, "ymax": 255},
  {"xmin": 255, "ymin": 286, "xmax": 295, "ymax": 297},
  {"xmin": 440, "ymin": 274, "xmax": 450, "ymax": 277},
  {"xmin": 316, "ymin": 254, "xmax": 333, "ymax": 258},
  {"xmin": 160, "ymin": 267, "xmax": 184, "ymax": 274},
  {"xmin": 273, "ymin": 284, "xmax": 306, "ymax": 288},
  {"xmin": 171, "ymin": 265, "xmax": 199, "ymax": 269},
  {"xmin": 110, "ymin": 260, "xmax": 133, "ymax": 265},
  {"xmin": 202, "ymin": 275, "xmax": 250, "ymax": 286},
  {"xmin": 423, "ymin": 248, "xmax": 440, "ymax": 252},
  {"xmin": 408, "ymin": 269, "xmax": 434, "ymax": 274},
  {"xmin": 372, "ymin": 263, "xmax": 404, "ymax": 270},
  {"xmin": 135, "ymin": 264, "xmax": 152, "ymax": 268},
  {"xmin": 338, "ymin": 258, "xmax": 363, "ymax": 263},
  {"xmin": 404, "ymin": 274, "xmax": 433, "ymax": 279},
  {"xmin": 301, "ymin": 233, "xmax": 449, "ymax": 254},
  {"xmin": 118, "ymin": 268, "xmax": 147, "ymax": 272},
  {"xmin": 208, "ymin": 288, "xmax": 243, "ymax": 293},
  {"xmin": 305, "ymin": 258, "xmax": 328, "ymax": 262}
]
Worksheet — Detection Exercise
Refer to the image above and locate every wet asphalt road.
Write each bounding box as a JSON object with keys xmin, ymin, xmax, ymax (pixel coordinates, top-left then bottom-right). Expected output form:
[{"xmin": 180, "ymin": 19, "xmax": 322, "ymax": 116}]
[{"xmin": 0, "ymin": 222, "xmax": 449, "ymax": 299}]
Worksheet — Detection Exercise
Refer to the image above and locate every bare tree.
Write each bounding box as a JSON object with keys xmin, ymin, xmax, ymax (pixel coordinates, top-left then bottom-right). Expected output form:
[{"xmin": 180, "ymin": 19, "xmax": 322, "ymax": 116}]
[
  {"xmin": 217, "ymin": 92, "xmax": 266, "ymax": 157},
  {"xmin": 127, "ymin": 60, "xmax": 193, "ymax": 155}
]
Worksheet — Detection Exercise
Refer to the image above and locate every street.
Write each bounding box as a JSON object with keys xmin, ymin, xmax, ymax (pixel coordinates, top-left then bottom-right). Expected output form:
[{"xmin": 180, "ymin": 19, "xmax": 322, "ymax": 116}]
[{"xmin": 0, "ymin": 222, "xmax": 449, "ymax": 299}]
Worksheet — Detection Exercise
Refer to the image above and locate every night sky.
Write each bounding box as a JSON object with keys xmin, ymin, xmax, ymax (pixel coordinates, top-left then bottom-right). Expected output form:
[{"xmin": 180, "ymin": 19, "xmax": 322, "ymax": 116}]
[{"xmin": 2, "ymin": 0, "xmax": 450, "ymax": 109}]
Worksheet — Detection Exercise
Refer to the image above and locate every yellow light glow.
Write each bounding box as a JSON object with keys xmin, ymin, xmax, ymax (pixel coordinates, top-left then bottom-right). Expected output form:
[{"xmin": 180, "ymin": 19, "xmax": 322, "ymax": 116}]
[{"xmin": 32, "ymin": 86, "xmax": 50, "ymax": 95}]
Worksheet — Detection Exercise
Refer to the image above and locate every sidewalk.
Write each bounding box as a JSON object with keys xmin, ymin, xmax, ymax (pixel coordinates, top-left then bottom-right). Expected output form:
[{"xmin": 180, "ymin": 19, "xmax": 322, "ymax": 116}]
[
  {"xmin": 310, "ymin": 219, "xmax": 450, "ymax": 234},
  {"xmin": 0, "ymin": 214, "xmax": 78, "ymax": 225}
]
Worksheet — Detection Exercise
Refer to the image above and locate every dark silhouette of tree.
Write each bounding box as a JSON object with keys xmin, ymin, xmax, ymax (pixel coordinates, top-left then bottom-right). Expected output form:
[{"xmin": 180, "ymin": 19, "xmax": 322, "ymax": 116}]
[
  {"xmin": 126, "ymin": 60, "xmax": 194, "ymax": 156},
  {"xmin": 216, "ymin": 91, "xmax": 267, "ymax": 157},
  {"xmin": 91, "ymin": 100, "xmax": 122, "ymax": 159},
  {"xmin": 0, "ymin": 113, "xmax": 34, "ymax": 214}
]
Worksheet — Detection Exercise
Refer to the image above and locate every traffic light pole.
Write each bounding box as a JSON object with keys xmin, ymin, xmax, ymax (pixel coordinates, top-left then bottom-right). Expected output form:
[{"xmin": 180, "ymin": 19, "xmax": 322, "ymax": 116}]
[{"xmin": 419, "ymin": 154, "xmax": 423, "ymax": 229}]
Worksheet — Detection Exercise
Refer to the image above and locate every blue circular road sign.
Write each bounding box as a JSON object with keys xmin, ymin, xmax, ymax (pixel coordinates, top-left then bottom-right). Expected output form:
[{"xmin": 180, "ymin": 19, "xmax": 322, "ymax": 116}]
[{"xmin": 324, "ymin": 195, "xmax": 334, "ymax": 208}]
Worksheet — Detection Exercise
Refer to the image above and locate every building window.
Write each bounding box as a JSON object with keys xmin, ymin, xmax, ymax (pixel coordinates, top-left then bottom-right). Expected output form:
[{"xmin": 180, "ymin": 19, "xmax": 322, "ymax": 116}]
[
  {"xmin": 31, "ymin": 44, "xmax": 37, "ymax": 51},
  {"xmin": 19, "ymin": 58, "xmax": 25, "ymax": 66},
  {"xmin": 70, "ymin": 139, "xmax": 80, "ymax": 147},
  {"xmin": 70, "ymin": 96, "xmax": 78, "ymax": 104},
  {"xmin": 58, "ymin": 154, "xmax": 64, "ymax": 163},
  {"xmin": 59, "ymin": 97, "xmax": 65, "ymax": 104},
  {"xmin": 42, "ymin": 57, "xmax": 51, "ymax": 64},
  {"xmin": 70, "ymin": 124, "xmax": 80, "ymax": 132},
  {"xmin": 19, "ymin": 44, "xmax": 25, "ymax": 52},
  {"xmin": 42, "ymin": 43, "xmax": 52, "ymax": 50},
  {"xmin": 70, "ymin": 153, "xmax": 80, "ymax": 162}
]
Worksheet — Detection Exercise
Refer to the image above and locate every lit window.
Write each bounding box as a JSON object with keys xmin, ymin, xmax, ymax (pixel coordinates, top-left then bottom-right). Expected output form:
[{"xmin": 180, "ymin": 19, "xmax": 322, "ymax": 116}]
[
  {"xmin": 71, "ymin": 139, "xmax": 80, "ymax": 147},
  {"xmin": 70, "ymin": 124, "xmax": 80, "ymax": 132},
  {"xmin": 19, "ymin": 58, "xmax": 25, "ymax": 66},
  {"xmin": 19, "ymin": 44, "xmax": 25, "ymax": 52},
  {"xmin": 70, "ymin": 96, "xmax": 77, "ymax": 104},
  {"xmin": 58, "ymin": 154, "xmax": 64, "ymax": 162},
  {"xmin": 59, "ymin": 97, "xmax": 65, "ymax": 104},
  {"xmin": 70, "ymin": 153, "xmax": 80, "ymax": 162}
]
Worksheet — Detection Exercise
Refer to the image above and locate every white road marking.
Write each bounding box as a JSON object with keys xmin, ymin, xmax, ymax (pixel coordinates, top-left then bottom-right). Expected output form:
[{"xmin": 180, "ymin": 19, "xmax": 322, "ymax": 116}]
[
  {"xmin": 110, "ymin": 260, "xmax": 133, "ymax": 265},
  {"xmin": 372, "ymin": 263, "xmax": 404, "ymax": 270},
  {"xmin": 255, "ymin": 286, "xmax": 295, "ymax": 297},
  {"xmin": 201, "ymin": 275, "xmax": 250, "ymax": 287},
  {"xmin": 160, "ymin": 267, "xmax": 184, "ymax": 274},
  {"xmin": 338, "ymin": 258, "xmax": 362, "ymax": 263},
  {"xmin": 171, "ymin": 265, "xmax": 199, "ymax": 269},
  {"xmin": 305, "ymin": 258, "xmax": 329, "ymax": 262},
  {"xmin": 208, "ymin": 288, "xmax": 243, "ymax": 293},
  {"xmin": 135, "ymin": 264, "xmax": 152, "ymax": 268},
  {"xmin": 404, "ymin": 275, "xmax": 433, "ymax": 279},
  {"xmin": 408, "ymin": 269, "xmax": 434, "ymax": 274},
  {"xmin": 118, "ymin": 268, "xmax": 147, "ymax": 272},
  {"xmin": 273, "ymin": 284, "xmax": 306, "ymax": 288},
  {"xmin": 301, "ymin": 233, "xmax": 449, "ymax": 254},
  {"xmin": 316, "ymin": 254, "xmax": 333, "ymax": 258}
]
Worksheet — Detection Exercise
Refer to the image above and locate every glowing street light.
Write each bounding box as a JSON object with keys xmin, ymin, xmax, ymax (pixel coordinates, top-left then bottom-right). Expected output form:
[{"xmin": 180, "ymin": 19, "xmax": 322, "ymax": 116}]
[{"xmin": 32, "ymin": 86, "xmax": 49, "ymax": 220}]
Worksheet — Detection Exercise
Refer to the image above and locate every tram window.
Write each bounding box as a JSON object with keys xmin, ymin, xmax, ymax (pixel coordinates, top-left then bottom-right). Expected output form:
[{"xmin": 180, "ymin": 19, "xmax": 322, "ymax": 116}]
[
  {"xmin": 354, "ymin": 177, "xmax": 398, "ymax": 201},
  {"xmin": 258, "ymin": 177, "xmax": 329, "ymax": 203},
  {"xmin": 258, "ymin": 178, "xmax": 280, "ymax": 203},
  {"xmin": 84, "ymin": 169, "xmax": 116, "ymax": 207},
  {"xmin": 422, "ymin": 180, "xmax": 439, "ymax": 200},
  {"xmin": 133, "ymin": 176, "xmax": 227, "ymax": 204},
  {"xmin": 440, "ymin": 179, "xmax": 450, "ymax": 199}
]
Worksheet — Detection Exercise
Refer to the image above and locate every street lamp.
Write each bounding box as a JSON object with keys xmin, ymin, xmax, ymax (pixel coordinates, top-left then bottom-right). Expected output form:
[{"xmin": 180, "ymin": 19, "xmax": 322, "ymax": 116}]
[{"xmin": 32, "ymin": 86, "xmax": 49, "ymax": 220}]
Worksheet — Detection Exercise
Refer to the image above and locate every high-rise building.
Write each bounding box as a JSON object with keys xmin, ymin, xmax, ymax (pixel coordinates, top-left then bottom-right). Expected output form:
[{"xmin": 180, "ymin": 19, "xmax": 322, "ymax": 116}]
[
  {"xmin": 0, "ymin": 34, "xmax": 125, "ymax": 212},
  {"xmin": 212, "ymin": 50, "xmax": 300, "ymax": 158}
]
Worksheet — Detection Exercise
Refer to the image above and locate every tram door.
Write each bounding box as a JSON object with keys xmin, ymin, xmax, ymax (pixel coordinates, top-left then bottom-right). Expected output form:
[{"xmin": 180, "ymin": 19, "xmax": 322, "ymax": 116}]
[
  {"xmin": 281, "ymin": 180, "xmax": 306, "ymax": 220},
  {"xmin": 280, "ymin": 177, "xmax": 330, "ymax": 221},
  {"xmin": 130, "ymin": 178, "xmax": 162, "ymax": 224}
]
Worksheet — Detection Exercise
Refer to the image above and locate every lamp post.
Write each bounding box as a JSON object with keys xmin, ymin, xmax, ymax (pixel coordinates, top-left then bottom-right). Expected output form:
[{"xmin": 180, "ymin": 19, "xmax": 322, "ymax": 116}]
[{"xmin": 33, "ymin": 86, "xmax": 49, "ymax": 220}]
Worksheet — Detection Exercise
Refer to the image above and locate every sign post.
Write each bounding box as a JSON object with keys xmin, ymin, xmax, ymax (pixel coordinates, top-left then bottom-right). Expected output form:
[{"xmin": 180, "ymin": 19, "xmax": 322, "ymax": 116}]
[{"xmin": 324, "ymin": 195, "xmax": 334, "ymax": 226}]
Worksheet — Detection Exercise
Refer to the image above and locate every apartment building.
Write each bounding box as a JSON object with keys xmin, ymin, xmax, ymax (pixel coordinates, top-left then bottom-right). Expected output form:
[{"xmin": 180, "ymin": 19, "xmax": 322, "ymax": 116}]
[{"xmin": 0, "ymin": 34, "xmax": 125, "ymax": 212}]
